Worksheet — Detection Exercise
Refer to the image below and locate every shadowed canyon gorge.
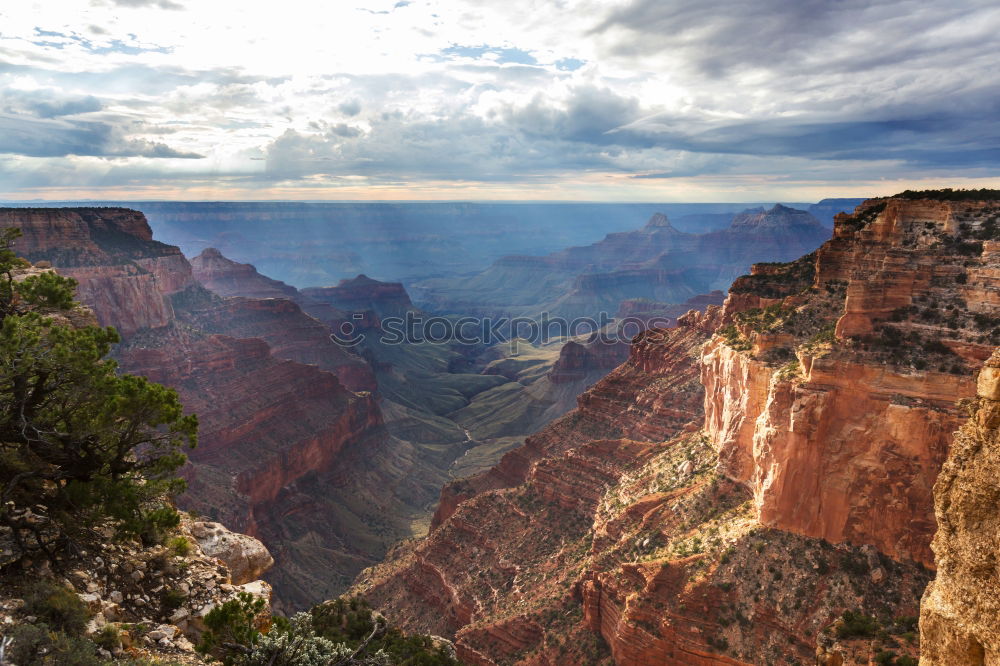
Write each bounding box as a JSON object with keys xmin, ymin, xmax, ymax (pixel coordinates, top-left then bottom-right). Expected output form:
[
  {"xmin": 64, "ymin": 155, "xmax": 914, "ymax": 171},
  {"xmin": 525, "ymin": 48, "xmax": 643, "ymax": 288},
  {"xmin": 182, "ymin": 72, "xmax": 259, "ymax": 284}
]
[{"xmin": 2, "ymin": 192, "xmax": 1000, "ymax": 664}]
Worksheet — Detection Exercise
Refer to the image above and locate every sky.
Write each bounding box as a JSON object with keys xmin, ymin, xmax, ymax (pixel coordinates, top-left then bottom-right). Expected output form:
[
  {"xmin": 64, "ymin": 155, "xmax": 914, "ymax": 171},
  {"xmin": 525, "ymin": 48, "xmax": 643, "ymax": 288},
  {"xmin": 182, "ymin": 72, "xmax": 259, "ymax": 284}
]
[{"xmin": 0, "ymin": 0, "xmax": 998, "ymax": 201}]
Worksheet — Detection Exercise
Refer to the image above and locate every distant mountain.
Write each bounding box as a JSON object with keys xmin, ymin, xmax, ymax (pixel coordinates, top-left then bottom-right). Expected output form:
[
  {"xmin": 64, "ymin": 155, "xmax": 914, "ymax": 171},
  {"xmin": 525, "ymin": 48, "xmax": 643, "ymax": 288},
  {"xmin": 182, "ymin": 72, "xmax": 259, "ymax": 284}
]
[
  {"xmin": 807, "ymin": 197, "xmax": 867, "ymax": 227},
  {"xmin": 413, "ymin": 204, "xmax": 831, "ymax": 321},
  {"xmin": 1, "ymin": 200, "xmax": 839, "ymax": 285}
]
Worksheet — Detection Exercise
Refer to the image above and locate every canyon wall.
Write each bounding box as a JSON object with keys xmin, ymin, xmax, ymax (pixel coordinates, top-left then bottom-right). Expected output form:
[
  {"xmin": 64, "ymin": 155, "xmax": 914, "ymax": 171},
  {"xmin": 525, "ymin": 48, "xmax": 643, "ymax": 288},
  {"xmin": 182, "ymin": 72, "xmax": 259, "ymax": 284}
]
[
  {"xmin": 919, "ymin": 349, "xmax": 1000, "ymax": 664},
  {"xmin": 0, "ymin": 208, "xmax": 194, "ymax": 335},
  {"xmin": 705, "ymin": 197, "xmax": 996, "ymax": 566}
]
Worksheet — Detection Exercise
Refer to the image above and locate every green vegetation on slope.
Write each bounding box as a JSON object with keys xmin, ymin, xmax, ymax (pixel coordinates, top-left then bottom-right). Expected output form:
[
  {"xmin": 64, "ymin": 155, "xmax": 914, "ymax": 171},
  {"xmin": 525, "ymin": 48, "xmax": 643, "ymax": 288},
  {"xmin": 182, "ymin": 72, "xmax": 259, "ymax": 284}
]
[
  {"xmin": 200, "ymin": 593, "xmax": 458, "ymax": 666},
  {"xmin": 893, "ymin": 188, "xmax": 1000, "ymax": 201}
]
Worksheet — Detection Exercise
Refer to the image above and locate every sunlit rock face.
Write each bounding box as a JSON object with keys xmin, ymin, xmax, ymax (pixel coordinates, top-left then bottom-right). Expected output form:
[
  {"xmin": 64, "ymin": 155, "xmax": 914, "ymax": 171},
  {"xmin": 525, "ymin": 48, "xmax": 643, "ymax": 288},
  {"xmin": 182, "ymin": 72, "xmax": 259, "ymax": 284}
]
[
  {"xmin": 705, "ymin": 196, "xmax": 998, "ymax": 566},
  {"xmin": 0, "ymin": 207, "xmax": 194, "ymax": 335},
  {"xmin": 920, "ymin": 349, "xmax": 1000, "ymax": 665}
]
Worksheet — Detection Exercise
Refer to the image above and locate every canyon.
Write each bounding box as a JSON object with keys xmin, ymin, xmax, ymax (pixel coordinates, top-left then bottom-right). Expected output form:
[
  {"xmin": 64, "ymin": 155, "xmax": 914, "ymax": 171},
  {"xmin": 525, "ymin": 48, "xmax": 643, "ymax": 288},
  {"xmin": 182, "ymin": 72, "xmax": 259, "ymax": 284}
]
[
  {"xmin": 355, "ymin": 193, "xmax": 1000, "ymax": 664},
  {"xmin": 0, "ymin": 199, "xmax": 847, "ymax": 298},
  {"xmin": 61, "ymin": 200, "xmax": 838, "ymax": 288},
  {"xmin": 7, "ymin": 195, "xmax": 987, "ymax": 664},
  {"xmin": 0, "ymin": 206, "xmax": 724, "ymax": 614}
]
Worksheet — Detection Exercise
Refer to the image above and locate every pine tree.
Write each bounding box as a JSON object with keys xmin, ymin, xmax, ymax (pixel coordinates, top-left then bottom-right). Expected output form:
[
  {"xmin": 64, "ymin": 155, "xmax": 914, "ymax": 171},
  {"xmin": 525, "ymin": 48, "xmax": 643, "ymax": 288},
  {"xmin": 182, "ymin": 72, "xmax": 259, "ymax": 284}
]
[{"xmin": 0, "ymin": 227, "xmax": 197, "ymax": 551}]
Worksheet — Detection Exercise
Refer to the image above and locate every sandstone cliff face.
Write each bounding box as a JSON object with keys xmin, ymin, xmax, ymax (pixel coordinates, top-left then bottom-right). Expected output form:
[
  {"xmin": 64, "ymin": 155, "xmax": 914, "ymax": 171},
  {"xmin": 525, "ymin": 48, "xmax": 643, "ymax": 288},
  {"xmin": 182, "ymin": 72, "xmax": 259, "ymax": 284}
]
[
  {"xmin": 703, "ymin": 197, "xmax": 998, "ymax": 566},
  {"xmin": 0, "ymin": 207, "xmax": 194, "ymax": 335},
  {"xmin": 175, "ymin": 287, "xmax": 376, "ymax": 392},
  {"xmin": 186, "ymin": 246, "xmax": 376, "ymax": 391},
  {"xmin": 920, "ymin": 349, "xmax": 1000, "ymax": 664}
]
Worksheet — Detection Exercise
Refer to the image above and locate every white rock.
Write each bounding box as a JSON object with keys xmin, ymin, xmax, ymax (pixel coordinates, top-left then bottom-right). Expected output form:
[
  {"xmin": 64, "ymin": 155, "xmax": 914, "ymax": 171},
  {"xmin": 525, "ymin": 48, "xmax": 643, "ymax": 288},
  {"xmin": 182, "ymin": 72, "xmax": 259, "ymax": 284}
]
[
  {"xmin": 174, "ymin": 635, "xmax": 196, "ymax": 652},
  {"xmin": 190, "ymin": 521, "xmax": 274, "ymax": 585},
  {"xmin": 235, "ymin": 580, "xmax": 273, "ymax": 602},
  {"xmin": 77, "ymin": 593, "xmax": 102, "ymax": 611},
  {"xmin": 84, "ymin": 613, "xmax": 107, "ymax": 634}
]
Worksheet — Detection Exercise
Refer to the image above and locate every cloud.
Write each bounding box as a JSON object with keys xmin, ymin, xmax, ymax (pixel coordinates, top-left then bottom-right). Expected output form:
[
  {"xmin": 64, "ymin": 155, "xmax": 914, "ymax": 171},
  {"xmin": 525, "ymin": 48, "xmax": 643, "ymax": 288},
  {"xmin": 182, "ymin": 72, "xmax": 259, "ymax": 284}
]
[
  {"xmin": 100, "ymin": 0, "xmax": 184, "ymax": 10},
  {"xmin": 1, "ymin": 0, "xmax": 998, "ymax": 198},
  {"xmin": 0, "ymin": 113, "xmax": 203, "ymax": 158},
  {"xmin": 338, "ymin": 99, "xmax": 362, "ymax": 116},
  {"xmin": 2, "ymin": 90, "xmax": 104, "ymax": 118},
  {"xmin": 591, "ymin": 0, "xmax": 1000, "ymax": 79}
]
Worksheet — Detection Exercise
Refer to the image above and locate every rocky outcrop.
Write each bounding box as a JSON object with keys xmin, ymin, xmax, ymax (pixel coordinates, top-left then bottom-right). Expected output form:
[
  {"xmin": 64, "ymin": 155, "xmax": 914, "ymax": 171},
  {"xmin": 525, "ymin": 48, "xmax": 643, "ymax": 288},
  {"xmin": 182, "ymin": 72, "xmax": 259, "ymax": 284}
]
[
  {"xmin": 919, "ymin": 349, "xmax": 1000, "ymax": 664},
  {"xmin": 728, "ymin": 203, "xmax": 819, "ymax": 230},
  {"xmin": 702, "ymin": 340, "xmax": 967, "ymax": 566},
  {"xmin": 190, "ymin": 247, "xmax": 299, "ymax": 300},
  {"xmin": 0, "ymin": 512, "xmax": 272, "ymax": 662},
  {"xmin": 548, "ymin": 338, "xmax": 629, "ymax": 385},
  {"xmin": 189, "ymin": 521, "xmax": 276, "ymax": 586},
  {"xmin": 0, "ymin": 207, "xmax": 194, "ymax": 335},
  {"xmin": 704, "ymin": 197, "xmax": 998, "ymax": 566}
]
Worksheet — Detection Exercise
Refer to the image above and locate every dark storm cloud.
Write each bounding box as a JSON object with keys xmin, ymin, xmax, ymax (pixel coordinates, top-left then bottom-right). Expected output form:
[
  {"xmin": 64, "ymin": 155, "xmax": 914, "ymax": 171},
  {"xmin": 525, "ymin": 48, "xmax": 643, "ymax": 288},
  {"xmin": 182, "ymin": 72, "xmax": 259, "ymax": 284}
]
[
  {"xmin": 4, "ymin": 91, "xmax": 104, "ymax": 118},
  {"xmin": 617, "ymin": 89, "xmax": 1000, "ymax": 169},
  {"xmin": 591, "ymin": 0, "xmax": 998, "ymax": 76},
  {"xmin": 588, "ymin": 0, "xmax": 1000, "ymax": 172},
  {"xmin": 0, "ymin": 113, "xmax": 203, "ymax": 158}
]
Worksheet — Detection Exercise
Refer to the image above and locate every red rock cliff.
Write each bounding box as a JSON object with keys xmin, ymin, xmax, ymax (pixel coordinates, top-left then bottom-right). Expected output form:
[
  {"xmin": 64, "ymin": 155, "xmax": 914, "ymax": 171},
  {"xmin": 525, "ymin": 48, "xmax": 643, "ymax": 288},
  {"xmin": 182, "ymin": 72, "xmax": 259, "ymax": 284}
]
[
  {"xmin": 704, "ymin": 197, "xmax": 997, "ymax": 566},
  {"xmin": 0, "ymin": 207, "xmax": 194, "ymax": 334}
]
